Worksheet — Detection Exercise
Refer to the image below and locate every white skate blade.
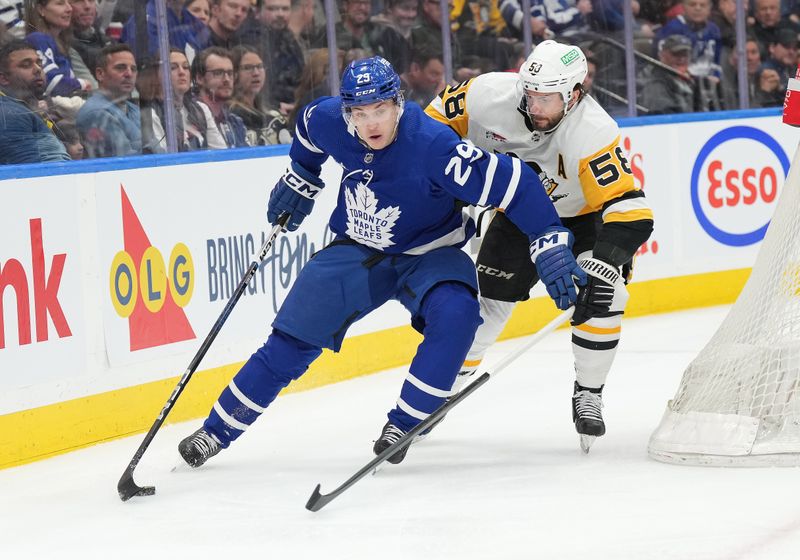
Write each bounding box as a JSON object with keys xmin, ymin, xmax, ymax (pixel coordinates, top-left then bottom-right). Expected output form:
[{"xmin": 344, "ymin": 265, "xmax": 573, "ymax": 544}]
[{"xmin": 579, "ymin": 435, "xmax": 596, "ymax": 454}]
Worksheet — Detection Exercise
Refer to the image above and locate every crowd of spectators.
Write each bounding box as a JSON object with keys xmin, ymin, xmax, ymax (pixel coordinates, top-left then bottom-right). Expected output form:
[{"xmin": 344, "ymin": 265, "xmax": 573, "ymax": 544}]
[{"xmin": 0, "ymin": 0, "xmax": 798, "ymax": 165}]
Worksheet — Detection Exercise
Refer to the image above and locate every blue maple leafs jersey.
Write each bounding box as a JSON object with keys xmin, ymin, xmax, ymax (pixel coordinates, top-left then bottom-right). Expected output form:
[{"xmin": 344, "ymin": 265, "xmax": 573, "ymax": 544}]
[{"xmin": 290, "ymin": 98, "xmax": 562, "ymax": 255}]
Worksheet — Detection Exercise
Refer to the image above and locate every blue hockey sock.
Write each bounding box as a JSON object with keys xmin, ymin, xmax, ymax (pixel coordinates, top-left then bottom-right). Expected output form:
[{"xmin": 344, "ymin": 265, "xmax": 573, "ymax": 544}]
[
  {"xmin": 204, "ymin": 329, "xmax": 322, "ymax": 446},
  {"xmin": 389, "ymin": 282, "xmax": 481, "ymax": 430}
]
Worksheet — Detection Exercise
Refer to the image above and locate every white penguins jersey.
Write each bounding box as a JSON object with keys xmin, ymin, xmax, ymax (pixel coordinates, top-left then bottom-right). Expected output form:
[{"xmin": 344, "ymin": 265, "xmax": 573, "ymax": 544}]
[{"xmin": 425, "ymin": 72, "xmax": 653, "ymax": 226}]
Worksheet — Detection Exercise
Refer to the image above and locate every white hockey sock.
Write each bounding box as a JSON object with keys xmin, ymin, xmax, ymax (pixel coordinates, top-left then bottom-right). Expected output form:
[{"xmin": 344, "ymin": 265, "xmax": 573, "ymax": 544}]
[{"xmin": 572, "ymin": 315, "xmax": 621, "ymax": 388}]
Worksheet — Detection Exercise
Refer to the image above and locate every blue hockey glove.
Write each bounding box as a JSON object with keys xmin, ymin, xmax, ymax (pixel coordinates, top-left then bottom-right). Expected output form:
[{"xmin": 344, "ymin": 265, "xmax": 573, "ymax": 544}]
[
  {"xmin": 267, "ymin": 161, "xmax": 324, "ymax": 231},
  {"xmin": 572, "ymin": 257, "xmax": 629, "ymax": 325},
  {"xmin": 529, "ymin": 228, "xmax": 587, "ymax": 310}
]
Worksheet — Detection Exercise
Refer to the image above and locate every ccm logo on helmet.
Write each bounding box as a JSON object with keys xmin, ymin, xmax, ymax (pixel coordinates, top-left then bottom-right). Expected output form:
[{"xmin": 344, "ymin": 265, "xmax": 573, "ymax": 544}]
[{"xmin": 355, "ymin": 88, "xmax": 377, "ymax": 96}]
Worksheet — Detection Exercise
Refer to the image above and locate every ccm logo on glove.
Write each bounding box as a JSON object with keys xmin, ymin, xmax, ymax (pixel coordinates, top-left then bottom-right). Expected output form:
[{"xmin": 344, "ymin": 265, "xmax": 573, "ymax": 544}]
[{"xmin": 283, "ymin": 169, "xmax": 324, "ymax": 199}]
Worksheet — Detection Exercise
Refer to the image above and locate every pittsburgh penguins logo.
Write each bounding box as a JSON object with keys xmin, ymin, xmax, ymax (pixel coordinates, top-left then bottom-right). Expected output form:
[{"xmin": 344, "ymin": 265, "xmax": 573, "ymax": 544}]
[{"xmin": 523, "ymin": 158, "xmax": 560, "ymax": 197}]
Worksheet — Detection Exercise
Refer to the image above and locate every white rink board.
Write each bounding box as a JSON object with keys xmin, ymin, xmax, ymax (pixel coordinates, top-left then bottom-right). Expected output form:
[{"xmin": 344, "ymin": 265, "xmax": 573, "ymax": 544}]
[{"xmin": 0, "ymin": 111, "xmax": 798, "ymax": 414}]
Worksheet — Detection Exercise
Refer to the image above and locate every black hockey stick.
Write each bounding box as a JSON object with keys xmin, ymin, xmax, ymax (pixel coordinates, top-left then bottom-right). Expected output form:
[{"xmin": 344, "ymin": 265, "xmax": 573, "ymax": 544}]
[
  {"xmin": 305, "ymin": 307, "xmax": 574, "ymax": 512},
  {"xmin": 117, "ymin": 214, "xmax": 290, "ymax": 502}
]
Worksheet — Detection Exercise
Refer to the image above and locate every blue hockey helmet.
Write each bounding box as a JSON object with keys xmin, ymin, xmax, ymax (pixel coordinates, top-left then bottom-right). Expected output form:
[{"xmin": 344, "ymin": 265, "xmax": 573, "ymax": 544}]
[{"xmin": 340, "ymin": 56, "xmax": 402, "ymax": 108}]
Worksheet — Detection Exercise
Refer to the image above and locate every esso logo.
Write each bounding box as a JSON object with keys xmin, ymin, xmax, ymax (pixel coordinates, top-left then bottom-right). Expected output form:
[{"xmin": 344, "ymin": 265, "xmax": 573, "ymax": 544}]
[{"xmin": 691, "ymin": 126, "xmax": 789, "ymax": 246}]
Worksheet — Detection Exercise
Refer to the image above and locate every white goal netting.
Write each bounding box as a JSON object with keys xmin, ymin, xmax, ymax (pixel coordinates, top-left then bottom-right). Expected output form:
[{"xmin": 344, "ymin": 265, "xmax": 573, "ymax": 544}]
[{"xmin": 648, "ymin": 144, "xmax": 800, "ymax": 467}]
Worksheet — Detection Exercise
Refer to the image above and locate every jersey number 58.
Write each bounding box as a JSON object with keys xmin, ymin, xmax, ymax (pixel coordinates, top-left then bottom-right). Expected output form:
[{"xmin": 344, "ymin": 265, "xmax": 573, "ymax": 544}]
[
  {"xmin": 588, "ymin": 147, "xmax": 633, "ymax": 187},
  {"xmin": 445, "ymin": 141, "xmax": 483, "ymax": 186}
]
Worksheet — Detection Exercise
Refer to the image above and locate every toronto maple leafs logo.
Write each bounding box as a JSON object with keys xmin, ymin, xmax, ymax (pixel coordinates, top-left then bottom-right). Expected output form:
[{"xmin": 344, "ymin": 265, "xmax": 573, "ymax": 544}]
[{"xmin": 343, "ymin": 169, "xmax": 401, "ymax": 249}]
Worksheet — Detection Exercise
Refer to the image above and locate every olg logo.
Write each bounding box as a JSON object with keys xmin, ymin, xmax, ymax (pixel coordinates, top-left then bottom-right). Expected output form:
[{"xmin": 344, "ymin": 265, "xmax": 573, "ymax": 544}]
[
  {"xmin": 109, "ymin": 243, "xmax": 194, "ymax": 317},
  {"xmin": 691, "ymin": 126, "xmax": 789, "ymax": 246}
]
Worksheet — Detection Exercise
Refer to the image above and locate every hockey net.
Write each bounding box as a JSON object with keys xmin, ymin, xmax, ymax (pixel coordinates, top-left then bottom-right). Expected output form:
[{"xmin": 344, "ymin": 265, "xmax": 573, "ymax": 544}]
[{"xmin": 648, "ymin": 147, "xmax": 800, "ymax": 467}]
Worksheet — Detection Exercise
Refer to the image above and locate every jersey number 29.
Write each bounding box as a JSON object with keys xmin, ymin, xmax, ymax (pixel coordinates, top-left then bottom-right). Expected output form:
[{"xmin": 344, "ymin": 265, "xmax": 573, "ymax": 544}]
[{"xmin": 445, "ymin": 141, "xmax": 483, "ymax": 186}]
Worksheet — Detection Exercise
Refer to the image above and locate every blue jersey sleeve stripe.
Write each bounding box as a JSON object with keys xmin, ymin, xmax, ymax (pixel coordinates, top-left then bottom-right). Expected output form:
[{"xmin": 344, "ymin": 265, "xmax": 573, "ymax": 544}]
[
  {"xmin": 478, "ymin": 152, "xmax": 498, "ymax": 206},
  {"xmin": 498, "ymin": 156, "xmax": 521, "ymax": 209},
  {"xmin": 294, "ymin": 125, "xmax": 323, "ymax": 153}
]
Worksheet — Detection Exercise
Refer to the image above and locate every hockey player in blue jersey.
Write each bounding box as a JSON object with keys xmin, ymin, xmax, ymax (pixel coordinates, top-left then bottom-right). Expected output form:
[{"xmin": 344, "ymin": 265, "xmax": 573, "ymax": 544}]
[{"xmin": 178, "ymin": 56, "xmax": 587, "ymax": 468}]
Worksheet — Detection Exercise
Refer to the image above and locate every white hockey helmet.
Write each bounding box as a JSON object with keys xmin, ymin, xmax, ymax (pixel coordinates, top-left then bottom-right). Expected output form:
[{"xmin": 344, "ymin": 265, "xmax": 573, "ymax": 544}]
[{"xmin": 519, "ymin": 40, "xmax": 588, "ymax": 114}]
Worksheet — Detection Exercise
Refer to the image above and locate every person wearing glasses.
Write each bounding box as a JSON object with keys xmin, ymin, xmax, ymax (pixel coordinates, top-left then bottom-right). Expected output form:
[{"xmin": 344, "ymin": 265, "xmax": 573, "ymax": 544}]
[
  {"xmin": 191, "ymin": 46, "xmax": 247, "ymax": 147},
  {"xmin": 139, "ymin": 47, "xmax": 227, "ymax": 152},
  {"xmin": 229, "ymin": 44, "xmax": 291, "ymax": 145}
]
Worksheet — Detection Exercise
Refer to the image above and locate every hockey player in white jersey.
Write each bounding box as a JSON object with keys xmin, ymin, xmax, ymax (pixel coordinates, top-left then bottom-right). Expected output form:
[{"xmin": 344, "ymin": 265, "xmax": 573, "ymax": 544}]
[
  {"xmin": 178, "ymin": 56, "xmax": 587, "ymax": 469},
  {"xmin": 426, "ymin": 40, "xmax": 654, "ymax": 452}
]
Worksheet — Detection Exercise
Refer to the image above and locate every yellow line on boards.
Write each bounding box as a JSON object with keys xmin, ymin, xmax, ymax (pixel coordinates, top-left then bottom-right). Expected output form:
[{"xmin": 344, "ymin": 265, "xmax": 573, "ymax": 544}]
[{"xmin": 0, "ymin": 268, "xmax": 750, "ymax": 470}]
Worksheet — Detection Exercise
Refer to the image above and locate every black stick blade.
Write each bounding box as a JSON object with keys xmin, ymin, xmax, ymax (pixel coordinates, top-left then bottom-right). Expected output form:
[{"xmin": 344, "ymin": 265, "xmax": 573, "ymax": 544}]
[
  {"xmin": 118, "ymin": 472, "xmax": 156, "ymax": 501},
  {"xmin": 305, "ymin": 484, "xmax": 332, "ymax": 512}
]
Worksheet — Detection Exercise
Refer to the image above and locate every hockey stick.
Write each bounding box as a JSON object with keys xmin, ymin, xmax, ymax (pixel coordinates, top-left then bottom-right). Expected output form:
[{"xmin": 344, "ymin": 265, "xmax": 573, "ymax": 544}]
[
  {"xmin": 305, "ymin": 306, "xmax": 574, "ymax": 512},
  {"xmin": 117, "ymin": 214, "xmax": 290, "ymax": 502}
]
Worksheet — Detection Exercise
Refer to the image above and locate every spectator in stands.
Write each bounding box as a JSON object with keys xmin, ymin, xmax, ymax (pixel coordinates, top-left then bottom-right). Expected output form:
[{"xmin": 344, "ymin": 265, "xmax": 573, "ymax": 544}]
[
  {"xmin": 69, "ymin": 0, "xmax": 110, "ymax": 84},
  {"xmin": 400, "ymin": 46, "xmax": 444, "ymax": 106},
  {"xmin": 185, "ymin": 0, "xmax": 211, "ymax": 24},
  {"xmin": 207, "ymin": 0, "xmax": 249, "ymax": 48},
  {"xmin": 229, "ymin": 44, "xmax": 291, "ymax": 145},
  {"xmin": 590, "ymin": 0, "xmax": 646, "ymax": 33},
  {"xmin": 241, "ymin": 0, "xmax": 305, "ymax": 113},
  {"xmin": 1, "ymin": 0, "xmax": 26, "ymax": 40},
  {"xmin": 506, "ymin": 0, "xmax": 592, "ymax": 38},
  {"xmin": 373, "ymin": 0, "xmax": 416, "ymax": 42},
  {"xmin": 450, "ymin": 0, "xmax": 515, "ymax": 71},
  {"xmin": 413, "ymin": 0, "xmax": 479, "ymax": 81},
  {"xmin": 720, "ymin": 35, "xmax": 761, "ymax": 109},
  {"xmin": 287, "ymin": 47, "xmax": 341, "ymax": 127},
  {"xmin": 121, "ymin": 0, "xmax": 210, "ymax": 60},
  {"xmin": 753, "ymin": 64, "xmax": 784, "ymax": 106},
  {"xmin": 25, "ymin": 0, "xmax": 90, "ymax": 96},
  {"xmin": 655, "ymin": 0, "xmax": 722, "ymax": 79},
  {"xmin": 0, "ymin": 39, "xmax": 70, "ymax": 162},
  {"xmin": 139, "ymin": 48, "xmax": 226, "ymax": 152},
  {"xmin": 751, "ymin": 0, "xmax": 799, "ymax": 52},
  {"xmin": 711, "ymin": 0, "xmax": 746, "ymax": 51},
  {"xmin": 77, "ymin": 43, "xmax": 140, "ymax": 157},
  {"xmin": 638, "ymin": 0, "xmax": 681, "ymax": 27},
  {"xmin": 288, "ymin": 0, "xmax": 315, "ymax": 52},
  {"xmin": 640, "ymin": 34, "xmax": 698, "ymax": 114},
  {"xmin": 655, "ymin": 0, "xmax": 723, "ymax": 110},
  {"xmin": 313, "ymin": 0, "xmax": 409, "ymax": 73},
  {"xmin": 753, "ymin": 27, "xmax": 797, "ymax": 106},
  {"xmin": 52, "ymin": 118, "xmax": 84, "ymax": 158},
  {"xmin": 191, "ymin": 46, "xmax": 247, "ymax": 147},
  {"xmin": 498, "ymin": 0, "xmax": 549, "ymax": 41}
]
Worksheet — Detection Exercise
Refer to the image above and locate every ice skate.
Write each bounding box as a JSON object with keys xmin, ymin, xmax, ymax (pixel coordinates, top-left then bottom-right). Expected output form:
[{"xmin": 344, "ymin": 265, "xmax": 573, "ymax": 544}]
[
  {"xmin": 572, "ymin": 382, "xmax": 605, "ymax": 453},
  {"xmin": 373, "ymin": 422, "xmax": 412, "ymax": 464},
  {"xmin": 179, "ymin": 428, "xmax": 222, "ymax": 468}
]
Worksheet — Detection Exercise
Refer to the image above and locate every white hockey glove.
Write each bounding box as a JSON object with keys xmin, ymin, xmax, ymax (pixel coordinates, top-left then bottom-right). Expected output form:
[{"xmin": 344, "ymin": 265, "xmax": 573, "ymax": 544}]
[{"xmin": 571, "ymin": 257, "xmax": 630, "ymax": 325}]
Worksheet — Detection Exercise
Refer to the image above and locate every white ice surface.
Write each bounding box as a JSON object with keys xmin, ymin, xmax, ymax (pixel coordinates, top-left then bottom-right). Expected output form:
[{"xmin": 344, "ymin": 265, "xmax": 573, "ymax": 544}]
[{"xmin": 2, "ymin": 306, "xmax": 800, "ymax": 559}]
